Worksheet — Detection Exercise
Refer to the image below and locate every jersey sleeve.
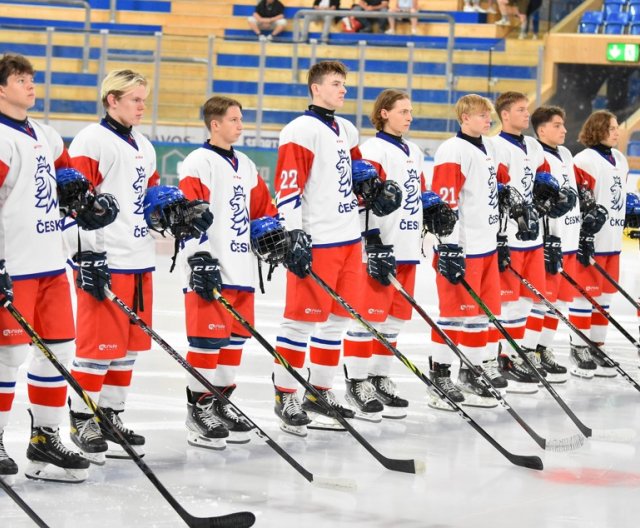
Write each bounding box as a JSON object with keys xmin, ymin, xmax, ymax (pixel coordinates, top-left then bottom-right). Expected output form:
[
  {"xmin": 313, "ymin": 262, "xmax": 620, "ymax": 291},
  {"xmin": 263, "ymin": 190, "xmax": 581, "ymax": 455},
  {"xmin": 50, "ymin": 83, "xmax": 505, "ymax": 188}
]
[
  {"xmin": 178, "ymin": 153, "xmax": 212, "ymax": 259},
  {"xmin": 249, "ymin": 174, "xmax": 278, "ymax": 220},
  {"xmin": 69, "ymin": 133, "xmax": 104, "ymax": 188},
  {"xmin": 432, "ymin": 143, "xmax": 466, "ymax": 245}
]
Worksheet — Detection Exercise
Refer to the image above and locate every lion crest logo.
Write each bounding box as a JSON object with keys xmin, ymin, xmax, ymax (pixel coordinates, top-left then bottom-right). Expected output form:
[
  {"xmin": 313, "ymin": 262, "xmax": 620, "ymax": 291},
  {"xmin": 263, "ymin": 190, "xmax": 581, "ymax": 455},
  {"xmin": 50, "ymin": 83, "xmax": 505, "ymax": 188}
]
[
  {"xmin": 610, "ymin": 174, "xmax": 623, "ymax": 211},
  {"xmin": 488, "ymin": 165, "xmax": 498, "ymax": 209},
  {"xmin": 229, "ymin": 185, "xmax": 249, "ymax": 236},
  {"xmin": 521, "ymin": 166, "xmax": 534, "ymax": 201},
  {"xmin": 132, "ymin": 166, "xmax": 146, "ymax": 215},
  {"xmin": 336, "ymin": 150, "xmax": 352, "ymax": 198},
  {"xmin": 34, "ymin": 155, "xmax": 58, "ymax": 214},
  {"xmin": 403, "ymin": 169, "xmax": 420, "ymax": 215}
]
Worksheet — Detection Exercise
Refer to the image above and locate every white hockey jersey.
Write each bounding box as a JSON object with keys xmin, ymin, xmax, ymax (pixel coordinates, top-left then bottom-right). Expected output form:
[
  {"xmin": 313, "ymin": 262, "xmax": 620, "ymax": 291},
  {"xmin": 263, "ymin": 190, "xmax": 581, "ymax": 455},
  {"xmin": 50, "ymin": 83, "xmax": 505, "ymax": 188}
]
[
  {"xmin": 0, "ymin": 116, "xmax": 69, "ymax": 279},
  {"xmin": 432, "ymin": 133, "xmax": 500, "ymax": 257},
  {"xmin": 275, "ymin": 111, "xmax": 361, "ymax": 247},
  {"xmin": 360, "ymin": 132, "xmax": 426, "ymax": 263},
  {"xmin": 178, "ymin": 143, "xmax": 277, "ymax": 291},
  {"xmin": 540, "ymin": 143, "xmax": 581, "ymax": 254},
  {"xmin": 574, "ymin": 146, "xmax": 629, "ymax": 254},
  {"xmin": 68, "ymin": 120, "xmax": 159, "ymax": 272},
  {"xmin": 492, "ymin": 132, "xmax": 548, "ymax": 249}
]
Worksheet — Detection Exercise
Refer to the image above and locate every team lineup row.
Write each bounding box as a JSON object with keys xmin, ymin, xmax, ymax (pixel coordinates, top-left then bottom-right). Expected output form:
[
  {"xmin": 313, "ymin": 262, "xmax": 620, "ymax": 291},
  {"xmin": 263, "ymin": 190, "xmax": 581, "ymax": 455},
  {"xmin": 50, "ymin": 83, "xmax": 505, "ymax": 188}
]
[{"xmin": 0, "ymin": 53, "xmax": 639, "ymax": 491}]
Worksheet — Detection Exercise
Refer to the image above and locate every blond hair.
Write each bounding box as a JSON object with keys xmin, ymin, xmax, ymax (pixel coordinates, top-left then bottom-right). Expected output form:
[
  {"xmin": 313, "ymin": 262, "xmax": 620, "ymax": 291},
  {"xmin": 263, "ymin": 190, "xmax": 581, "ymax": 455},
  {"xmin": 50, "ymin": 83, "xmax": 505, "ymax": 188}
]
[
  {"xmin": 101, "ymin": 69, "xmax": 148, "ymax": 110},
  {"xmin": 455, "ymin": 94, "xmax": 494, "ymax": 124}
]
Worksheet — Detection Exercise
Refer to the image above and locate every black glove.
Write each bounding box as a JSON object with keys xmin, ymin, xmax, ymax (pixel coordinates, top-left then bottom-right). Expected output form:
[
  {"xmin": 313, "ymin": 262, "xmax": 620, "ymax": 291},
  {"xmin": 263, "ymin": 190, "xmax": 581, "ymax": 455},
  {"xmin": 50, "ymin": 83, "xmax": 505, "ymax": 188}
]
[
  {"xmin": 577, "ymin": 233, "xmax": 594, "ymax": 267},
  {"xmin": 496, "ymin": 234, "xmax": 510, "ymax": 272},
  {"xmin": 75, "ymin": 251, "xmax": 110, "ymax": 301},
  {"xmin": 370, "ymin": 180, "xmax": 403, "ymax": 217},
  {"xmin": 75, "ymin": 193, "xmax": 119, "ymax": 230},
  {"xmin": 365, "ymin": 243, "xmax": 396, "ymax": 286},
  {"xmin": 544, "ymin": 234, "xmax": 562, "ymax": 275},
  {"xmin": 547, "ymin": 186, "xmax": 578, "ymax": 219},
  {"xmin": 186, "ymin": 200, "xmax": 214, "ymax": 237},
  {"xmin": 437, "ymin": 243, "xmax": 465, "ymax": 285},
  {"xmin": 0, "ymin": 259, "xmax": 13, "ymax": 303},
  {"xmin": 581, "ymin": 203, "xmax": 608, "ymax": 236},
  {"xmin": 284, "ymin": 229, "xmax": 312, "ymax": 279},
  {"xmin": 188, "ymin": 252, "xmax": 222, "ymax": 302},
  {"xmin": 514, "ymin": 204, "xmax": 540, "ymax": 241}
]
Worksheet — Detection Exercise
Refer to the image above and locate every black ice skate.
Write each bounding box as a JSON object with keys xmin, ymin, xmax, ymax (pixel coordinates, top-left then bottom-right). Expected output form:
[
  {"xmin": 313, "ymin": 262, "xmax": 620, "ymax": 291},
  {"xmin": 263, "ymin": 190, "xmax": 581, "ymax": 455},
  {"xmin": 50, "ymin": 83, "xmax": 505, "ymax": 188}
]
[
  {"xmin": 274, "ymin": 389, "xmax": 310, "ymax": 437},
  {"xmin": 0, "ymin": 429, "xmax": 18, "ymax": 484},
  {"xmin": 481, "ymin": 358, "xmax": 508, "ymax": 391},
  {"xmin": 457, "ymin": 366, "xmax": 498, "ymax": 408},
  {"xmin": 428, "ymin": 359, "xmax": 465, "ymax": 411},
  {"xmin": 522, "ymin": 346, "xmax": 547, "ymax": 381},
  {"xmin": 25, "ymin": 410, "xmax": 89, "ymax": 483},
  {"xmin": 590, "ymin": 343, "xmax": 618, "ymax": 378},
  {"xmin": 99, "ymin": 407, "xmax": 146, "ymax": 458},
  {"xmin": 536, "ymin": 345, "xmax": 568, "ymax": 383},
  {"xmin": 344, "ymin": 366, "xmax": 383, "ymax": 422},
  {"xmin": 70, "ymin": 406, "xmax": 108, "ymax": 465},
  {"xmin": 212, "ymin": 386, "xmax": 253, "ymax": 444},
  {"xmin": 186, "ymin": 389, "xmax": 229, "ymax": 450},
  {"xmin": 301, "ymin": 387, "xmax": 355, "ymax": 431},
  {"xmin": 368, "ymin": 375, "xmax": 408, "ymax": 419},
  {"xmin": 569, "ymin": 343, "xmax": 597, "ymax": 379},
  {"xmin": 498, "ymin": 354, "xmax": 539, "ymax": 394}
]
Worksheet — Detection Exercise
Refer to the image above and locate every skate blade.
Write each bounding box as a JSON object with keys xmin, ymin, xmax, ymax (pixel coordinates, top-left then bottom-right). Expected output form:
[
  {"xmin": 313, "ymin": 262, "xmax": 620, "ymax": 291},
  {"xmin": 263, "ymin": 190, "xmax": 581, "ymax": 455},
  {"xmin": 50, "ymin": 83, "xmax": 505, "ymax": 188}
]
[
  {"xmin": 24, "ymin": 461, "xmax": 88, "ymax": 484},
  {"xmin": 351, "ymin": 410, "xmax": 382, "ymax": 423},
  {"xmin": 278, "ymin": 422, "xmax": 308, "ymax": 437},
  {"xmin": 505, "ymin": 381, "xmax": 539, "ymax": 394},
  {"xmin": 594, "ymin": 366, "xmax": 617, "ymax": 378},
  {"xmin": 0, "ymin": 473, "xmax": 17, "ymax": 486},
  {"xmin": 382, "ymin": 406, "xmax": 407, "ymax": 420},
  {"xmin": 570, "ymin": 366, "xmax": 595, "ymax": 379},
  {"xmin": 427, "ymin": 396, "xmax": 460, "ymax": 412},
  {"xmin": 186, "ymin": 431, "xmax": 227, "ymax": 451},
  {"xmin": 460, "ymin": 394, "xmax": 499, "ymax": 408},
  {"xmin": 544, "ymin": 373, "xmax": 568, "ymax": 384},
  {"xmin": 105, "ymin": 440, "xmax": 145, "ymax": 459},
  {"xmin": 226, "ymin": 431, "xmax": 251, "ymax": 445},
  {"xmin": 82, "ymin": 451, "xmax": 106, "ymax": 466},
  {"xmin": 306, "ymin": 413, "xmax": 346, "ymax": 431}
]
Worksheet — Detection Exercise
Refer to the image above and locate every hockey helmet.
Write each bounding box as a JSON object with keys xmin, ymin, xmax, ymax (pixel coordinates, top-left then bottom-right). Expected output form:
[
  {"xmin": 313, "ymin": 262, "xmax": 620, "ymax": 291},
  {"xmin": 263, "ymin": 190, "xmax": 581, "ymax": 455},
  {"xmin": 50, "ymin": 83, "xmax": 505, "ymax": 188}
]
[
  {"xmin": 143, "ymin": 185, "xmax": 189, "ymax": 235},
  {"xmin": 626, "ymin": 192, "xmax": 640, "ymax": 229},
  {"xmin": 250, "ymin": 216, "xmax": 290, "ymax": 265},
  {"xmin": 532, "ymin": 171, "xmax": 560, "ymax": 216},
  {"xmin": 421, "ymin": 191, "xmax": 457, "ymax": 238},
  {"xmin": 56, "ymin": 168, "xmax": 92, "ymax": 217}
]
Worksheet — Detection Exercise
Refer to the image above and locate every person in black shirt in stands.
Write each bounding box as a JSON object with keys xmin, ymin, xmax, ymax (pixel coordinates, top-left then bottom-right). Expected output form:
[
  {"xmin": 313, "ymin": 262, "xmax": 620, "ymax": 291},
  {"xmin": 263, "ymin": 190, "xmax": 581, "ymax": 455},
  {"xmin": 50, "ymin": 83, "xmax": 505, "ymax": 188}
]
[{"xmin": 247, "ymin": 0, "xmax": 287, "ymax": 40}]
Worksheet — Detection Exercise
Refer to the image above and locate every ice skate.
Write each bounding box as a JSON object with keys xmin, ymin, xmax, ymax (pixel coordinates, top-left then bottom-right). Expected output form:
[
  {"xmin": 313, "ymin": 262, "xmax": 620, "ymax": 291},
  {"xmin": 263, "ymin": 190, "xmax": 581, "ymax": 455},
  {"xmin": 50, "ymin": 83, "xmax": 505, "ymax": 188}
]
[
  {"xmin": 536, "ymin": 345, "xmax": 568, "ymax": 383},
  {"xmin": 274, "ymin": 389, "xmax": 310, "ymax": 437},
  {"xmin": 458, "ymin": 366, "xmax": 498, "ymax": 408},
  {"xmin": 481, "ymin": 358, "xmax": 508, "ymax": 392},
  {"xmin": 212, "ymin": 386, "xmax": 253, "ymax": 444},
  {"xmin": 590, "ymin": 344, "xmax": 618, "ymax": 378},
  {"xmin": 302, "ymin": 387, "xmax": 354, "ymax": 431},
  {"xmin": 569, "ymin": 343, "xmax": 596, "ymax": 379},
  {"xmin": 498, "ymin": 354, "xmax": 539, "ymax": 394},
  {"xmin": 186, "ymin": 389, "xmax": 228, "ymax": 450},
  {"xmin": 428, "ymin": 359, "xmax": 465, "ymax": 411},
  {"xmin": 25, "ymin": 411, "xmax": 89, "ymax": 483},
  {"xmin": 344, "ymin": 367, "xmax": 383, "ymax": 423},
  {"xmin": 99, "ymin": 407, "xmax": 146, "ymax": 458},
  {"xmin": 0, "ymin": 430, "xmax": 18, "ymax": 485},
  {"xmin": 70, "ymin": 407, "xmax": 107, "ymax": 465},
  {"xmin": 522, "ymin": 346, "xmax": 547, "ymax": 382},
  {"xmin": 369, "ymin": 375, "xmax": 408, "ymax": 419}
]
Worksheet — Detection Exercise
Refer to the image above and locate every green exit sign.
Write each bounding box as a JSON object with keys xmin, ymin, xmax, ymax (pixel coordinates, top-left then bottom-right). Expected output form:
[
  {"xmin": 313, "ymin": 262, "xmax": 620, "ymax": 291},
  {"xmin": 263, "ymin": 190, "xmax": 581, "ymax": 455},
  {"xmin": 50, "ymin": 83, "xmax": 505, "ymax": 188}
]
[{"xmin": 606, "ymin": 43, "xmax": 640, "ymax": 62}]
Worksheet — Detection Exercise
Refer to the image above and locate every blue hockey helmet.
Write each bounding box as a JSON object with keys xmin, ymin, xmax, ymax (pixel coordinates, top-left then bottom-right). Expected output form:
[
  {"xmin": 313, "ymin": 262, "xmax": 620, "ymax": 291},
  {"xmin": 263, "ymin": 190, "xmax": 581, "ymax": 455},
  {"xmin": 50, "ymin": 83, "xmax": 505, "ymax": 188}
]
[
  {"xmin": 626, "ymin": 192, "xmax": 640, "ymax": 229},
  {"xmin": 56, "ymin": 168, "xmax": 92, "ymax": 215},
  {"xmin": 143, "ymin": 185, "xmax": 188, "ymax": 233},
  {"xmin": 421, "ymin": 191, "xmax": 457, "ymax": 237},
  {"xmin": 250, "ymin": 216, "xmax": 290, "ymax": 264},
  {"xmin": 532, "ymin": 171, "xmax": 560, "ymax": 216}
]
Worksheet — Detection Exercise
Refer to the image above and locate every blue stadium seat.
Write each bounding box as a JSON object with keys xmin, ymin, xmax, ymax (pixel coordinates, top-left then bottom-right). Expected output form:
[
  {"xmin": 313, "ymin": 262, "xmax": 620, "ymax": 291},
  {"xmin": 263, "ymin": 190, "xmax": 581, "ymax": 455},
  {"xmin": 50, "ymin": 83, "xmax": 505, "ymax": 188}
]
[
  {"xmin": 628, "ymin": 141, "xmax": 640, "ymax": 157},
  {"xmin": 628, "ymin": 0, "xmax": 640, "ymax": 17},
  {"xmin": 603, "ymin": 0, "xmax": 627, "ymax": 17},
  {"xmin": 578, "ymin": 11, "xmax": 603, "ymax": 33},
  {"xmin": 630, "ymin": 21, "xmax": 640, "ymax": 34},
  {"xmin": 604, "ymin": 11, "xmax": 629, "ymax": 33}
]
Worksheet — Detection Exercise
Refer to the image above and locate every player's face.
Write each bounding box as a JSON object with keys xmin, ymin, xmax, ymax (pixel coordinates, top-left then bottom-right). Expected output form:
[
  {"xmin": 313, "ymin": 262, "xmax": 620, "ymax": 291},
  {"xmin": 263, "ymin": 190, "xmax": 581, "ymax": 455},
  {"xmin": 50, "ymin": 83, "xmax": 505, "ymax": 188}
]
[
  {"xmin": 381, "ymin": 98, "xmax": 413, "ymax": 136},
  {"xmin": 213, "ymin": 105, "xmax": 243, "ymax": 148},
  {"xmin": 602, "ymin": 117, "xmax": 620, "ymax": 148},
  {"xmin": 537, "ymin": 115, "xmax": 566, "ymax": 148},
  {"xmin": 503, "ymin": 99, "xmax": 529, "ymax": 133},
  {"xmin": 108, "ymin": 84, "xmax": 147, "ymax": 127},
  {"xmin": 311, "ymin": 73, "xmax": 346, "ymax": 110},
  {"xmin": 0, "ymin": 71, "xmax": 36, "ymax": 117},
  {"xmin": 462, "ymin": 110, "xmax": 492, "ymax": 137}
]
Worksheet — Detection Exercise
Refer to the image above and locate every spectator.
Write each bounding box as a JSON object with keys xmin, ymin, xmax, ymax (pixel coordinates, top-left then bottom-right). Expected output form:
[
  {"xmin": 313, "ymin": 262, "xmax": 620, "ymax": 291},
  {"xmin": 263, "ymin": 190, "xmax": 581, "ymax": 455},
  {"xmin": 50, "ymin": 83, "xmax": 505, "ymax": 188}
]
[
  {"xmin": 303, "ymin": 0, "xmax": 341, "ymax": 41},
  {"xmin": 352, "ymin": 0, "xmax": 389, "ymax": 33},
  {"xmin": 495, "ymin": 0, "xmax": 527, "ymax": 27},
  {"xmin": 385, "ymin": 0, "xmax": 418, "ymax": 35},
  {"xmin": 247, "ymin": 0, "xmax": 287, "ymax": 40}
]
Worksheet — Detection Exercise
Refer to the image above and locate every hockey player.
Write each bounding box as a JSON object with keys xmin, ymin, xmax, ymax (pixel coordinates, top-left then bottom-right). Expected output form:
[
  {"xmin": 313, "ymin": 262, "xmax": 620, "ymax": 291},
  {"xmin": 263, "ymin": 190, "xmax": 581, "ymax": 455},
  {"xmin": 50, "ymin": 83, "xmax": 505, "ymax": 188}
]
[
  {"xmin": 0, "ymin": 54, "xmax": 116, "ymax": 483},
  {"xmin": 568, "ymin": 110, "xmax": 629, "ymax": 377},
  {"xmin": 491, "ymin": 91, "xmax": 549, "ymax": 393},
  {"xmin": 524, "ymin": 105, "xmax": 581, "ymax": 383},
  {"xmin": 272, "ymin": 60, "xmax": 400, "ymax": 435},
  {"xmin": 428, "ymin": 94, "xmax": 502, "ymax": 410},
  {"xmin": 176, "ymin": 95, "xmax": 277, "ymax": 449},
  {"xmin": 342, "ymin": 89, "xmax": 423, "ymax": 420},
  {"xmin": 66, "ymin": 69, "xmax": 159, "ymax": 463}
]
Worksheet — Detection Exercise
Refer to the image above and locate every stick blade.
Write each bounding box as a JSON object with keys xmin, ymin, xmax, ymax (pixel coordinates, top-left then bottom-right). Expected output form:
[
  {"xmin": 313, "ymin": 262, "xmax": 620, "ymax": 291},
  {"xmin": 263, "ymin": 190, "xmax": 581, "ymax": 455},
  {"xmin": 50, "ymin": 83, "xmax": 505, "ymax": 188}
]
[
  {"xmin": 510, "ymin": 454, "xmax": 544, "ymax": 471},
  {"xmin": 545, "ymin": 434, "xmax": 586, "ymax": 453},
  {"xmin": 312, "ymin": 476, "xmax": 358, "ymax": 491},
  {"xmin": 199, "ymin": 511, "xmax": 256, "ymax": 528},
  {"xmin": 381, "ymin": 457, "xmax": 422, "ymax": 474}
]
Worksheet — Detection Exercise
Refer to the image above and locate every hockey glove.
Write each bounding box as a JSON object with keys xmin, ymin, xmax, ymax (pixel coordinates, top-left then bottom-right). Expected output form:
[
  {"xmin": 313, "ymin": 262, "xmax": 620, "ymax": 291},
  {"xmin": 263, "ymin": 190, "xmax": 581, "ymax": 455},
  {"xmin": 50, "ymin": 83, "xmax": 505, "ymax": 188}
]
[
  {"xmin": 547, "ymin": 186, "xmax": 578, "ymax": 219},
  {"xmin": 581, "ymin": 203, "xmax": 608, "ymax": 236},
  {"xmin": 625, "ymin": 193, "xmax": 640, "ymax": 229},
  {"xmin": 188, "ymin": 252, "xmax": 222, "ymax": 302},
  {"xmin": 437, "ymin": 243, "xmax": 465, "ymax": 285},
  {"xmin": 75, "ymin": 193, "xmax": 120, "ymax": 231},
  {"xmin": 514, "ymin": 203, "xmax": 540, "ymax": 241},
  {"xmin": 365, "ymin": 242, "xmax": 396, "ymax": 286},
  {"xmin": 0, "ymin": 259, "xmax": 13, "ymax": 303},
  {"xmin": 75, "ymin": 251, "xmax": 110, "ymax": 301},
  {"xmin": 577, "ymin": 233, "xmax": 595, "ymax": 267},
  {"xmin": 185, "ymin": 200, "xmax": 214, "ymax": 238},
  {"xmin": 543, "ymin": 234, "xmax": 563, "ymax": 275},
  {"xmin": 284, "ymin": 229, "xmax": 312, "ymax": 279},
  {"xmin": 496, "ymin": 234, "xmax": 511, "ymax": 273},
  {"xmin": 370, "ymin": 180, "xmax": 403, "ymax": 217}
]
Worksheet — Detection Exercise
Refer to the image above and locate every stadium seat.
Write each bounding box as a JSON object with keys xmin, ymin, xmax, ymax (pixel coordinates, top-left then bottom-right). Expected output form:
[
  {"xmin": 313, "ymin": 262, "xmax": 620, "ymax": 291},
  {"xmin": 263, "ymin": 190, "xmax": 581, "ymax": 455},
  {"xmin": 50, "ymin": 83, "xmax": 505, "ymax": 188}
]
[
  {"xmin": 603, "ymin": 0, "xmax": 627, "ymax": 17},
  {"xmin": 628, "ymin": 0, "xmax": 640, "ymax": 18},
  {"xmin": 578, "ymin": 11, "xmax": 603, "ymax": 33},
  {"xmin": 603, "ymin": 11, "xmax": 629, "ymax": 34},
  {"xmin": 628, "ymin": 141, "xmax": 640, "ymax": 157}
]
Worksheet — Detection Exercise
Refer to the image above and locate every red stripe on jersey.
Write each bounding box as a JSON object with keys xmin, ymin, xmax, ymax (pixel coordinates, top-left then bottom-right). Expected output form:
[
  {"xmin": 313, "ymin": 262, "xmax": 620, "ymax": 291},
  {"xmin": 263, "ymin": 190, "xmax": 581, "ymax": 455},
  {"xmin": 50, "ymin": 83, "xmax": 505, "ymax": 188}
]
[
  {"xmin": 496, "ymin": 162, "xmax": 511, "ymax": 185},
  {"xmin": 372, "ymin": 339, "xmax": 395, "ymax": 357},
  {"xmin": 217, "ymin": 347, "xmax": 242, "ymax": 367},
  {"xmin": 275, "ymin": 142, "xmax": 314, "ymax": 200},
  {"xmin": 0, "ymin": 392, "xmax": 16, "ymax": 412},
  {"xmin": 28, "ymin": 385, "xmax": 67, "ymax": 407},
  {"xmin": 350, "ymin": 145, "xmax": 362, "ymax": 161},
  {"xmin": 591, "ymin": 311, "xmax": 609, "ymax": 327},
  {"xmin": 538, "ymin": 158, "xmax": 551, "ymax": 174},
  {"xmin": 274, "ymin": 345, "xmax": 306, "ymax": 369},
  {"xmin": 71, "ymin": 370, "xmax": 107, "ymax": 392},
  {"xmin": 574, "ymin": 166, "xmax": 595, "ymax": 191},
  {"xmin": 249, "ymin": 175, "xmax": 278, "ymax": 219},
  {"xmin": 459, "ymin": 329, "xmax": 488, "ymax": 348},
  {"xmin": 103, "ymin": 369, "xmax": 134, "ymax": 388},
  {"xmin": 0, "ymin": 158, "xmax": 8, "ymax": 189},
  {"xmin": 180, "ymin": 175, "xmax": 211, "ymax": 203},
  {"xmin": 186, "ymin": 350, "xmax": 220, "ymax": 370},
  {"xmin": 420, "ymin": 172, "xmax": 427, "ymax": 193},
  {"xmin": 309, "ymin": 345, "xmax": 340, "ymax": 367},
  {"xmin": 432, "ymin": 162, "xmax": 465, "ymax": 208},
  {"xmin": 54, "ymin": 147, "xmax": 71, "ymax": 170},
  {"xmin": 71, "ymin": 155, "xmax": 103, "ymax": 187},
  {"xmin": 148, "ymin": 170, "xmax": 160, "ymax": 188},
  {"xmin": 343, "ymin": 338, "xmax": 373, "ymax": 359}
]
